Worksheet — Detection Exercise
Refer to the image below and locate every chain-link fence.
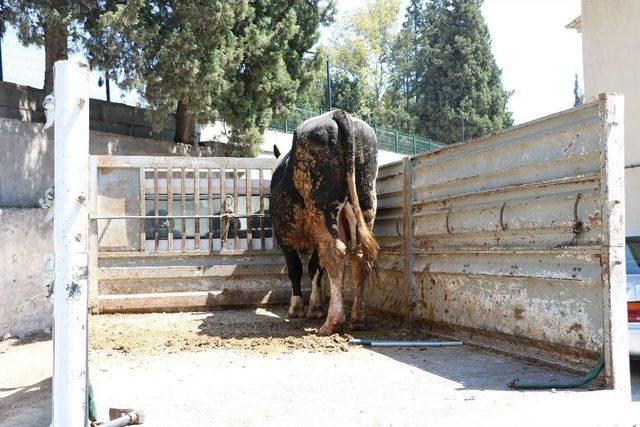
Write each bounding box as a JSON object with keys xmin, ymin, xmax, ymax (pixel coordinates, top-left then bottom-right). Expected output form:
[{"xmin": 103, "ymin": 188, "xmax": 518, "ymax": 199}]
[
  {"xmin": 269, "ymin": 107, "xmax": 444, "ymax": 155},
  {"xmin": 0, "ymin": 28, "xmax": 140, "ymax": 104}
]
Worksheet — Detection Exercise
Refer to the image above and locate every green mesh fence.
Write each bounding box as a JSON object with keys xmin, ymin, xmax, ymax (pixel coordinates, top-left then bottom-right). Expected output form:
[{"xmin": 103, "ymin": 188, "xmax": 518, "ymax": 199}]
[{"xmin": 268, "ymin": 108, "xmax": 444, "ymax": 155}]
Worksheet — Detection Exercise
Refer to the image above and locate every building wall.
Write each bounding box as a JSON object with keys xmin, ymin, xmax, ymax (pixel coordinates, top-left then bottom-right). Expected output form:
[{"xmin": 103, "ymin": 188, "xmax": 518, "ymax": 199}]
[{"xmin": 581, "ymin": 0, "xmax": 640, "ymax": 232}]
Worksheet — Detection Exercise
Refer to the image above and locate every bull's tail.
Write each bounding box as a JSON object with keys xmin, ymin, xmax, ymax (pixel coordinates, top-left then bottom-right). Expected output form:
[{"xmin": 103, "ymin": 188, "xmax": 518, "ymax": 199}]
[{"xmin": 333, "ymin": 110, "xmax": 379, "ymax": 268}]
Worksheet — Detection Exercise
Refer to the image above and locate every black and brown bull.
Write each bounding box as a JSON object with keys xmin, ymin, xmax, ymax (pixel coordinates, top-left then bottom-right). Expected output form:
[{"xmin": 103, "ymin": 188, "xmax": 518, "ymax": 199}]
[{"xmin": 270, "ymin": 109, "xmax": 378, "ymax": 335}]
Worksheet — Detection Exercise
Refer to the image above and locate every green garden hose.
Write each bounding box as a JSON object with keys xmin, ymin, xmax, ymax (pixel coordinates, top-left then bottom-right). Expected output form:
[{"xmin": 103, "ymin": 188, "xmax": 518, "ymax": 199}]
[{"xmin": 507, "ymin": 353, "xmax": 605, "ymax": 390}]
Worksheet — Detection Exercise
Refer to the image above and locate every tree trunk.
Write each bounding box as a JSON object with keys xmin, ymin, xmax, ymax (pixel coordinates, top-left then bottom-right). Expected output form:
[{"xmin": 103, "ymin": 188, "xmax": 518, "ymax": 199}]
[
  {"xmin": 43, "ymin": 8, "xmax": 68, "ymax": 93},
  {"xmin": 174, "ymin": 98, "xmax": 196, "ymax": 145}
]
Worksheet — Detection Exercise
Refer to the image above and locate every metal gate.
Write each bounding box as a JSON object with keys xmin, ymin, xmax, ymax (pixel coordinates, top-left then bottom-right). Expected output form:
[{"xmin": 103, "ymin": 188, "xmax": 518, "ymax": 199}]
[{"xmin": 87, "ymin": 155, "xmax": 288, "ymax": 313}]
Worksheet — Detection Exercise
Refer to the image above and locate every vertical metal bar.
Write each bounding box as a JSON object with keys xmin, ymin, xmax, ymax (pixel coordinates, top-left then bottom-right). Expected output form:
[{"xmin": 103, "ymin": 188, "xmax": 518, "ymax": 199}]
[
  {"xmin": 88, "ymin": 157, "xmax": 99, "ymax": 310},
  {"xmin": 326, "ymin": 56, "xmax": 332, "ymax": 109},
  {"xmin": 270, "ymin": 168, "xmax": 276, "ymax": 249},
  {"xmin": 139, "ymin": 169, "xmax": 145, "ymax": 252},
  {"xmin": 105, "ymin": 72, "xmax": 111, "ymax": 102},
  {"xmin": 401, "ymin": 157, "xmax": 415, "ymax": 326},
  {"xmin": 208, "ymin": 168, "xmax": 213, "ymax": 252},
  {"xmin": 194, "ymin": 167, "xmax": 200, "ymax": 251},
  {"xmin": 598, "ymin": 94, "xmax": 630, "ymax": 394},
  {"xmin": 412, "ymin": 134, "xmax": 416, "ymax": 155},
  {"xmin": 167, "ymin": 167, "xmax": 173, "ymax": 251},
  {"xmin": 0, "ymin": 38, "xmax": 4, "ymax": 82},
  {"xmin": 246, "ymin": 168, "xmax": 252, "ymax": 253},
  {"xmin": 233, "ymin": 168, "xmax": 239, "ymax": 250},
  {"xmin": 220, "ymin": 165, "xmax": 226, "ymax": 252},
  {"xmin": 259, "ymin": 169, "xmax": 265, "ymax": 251},
  {"xmin": 153, "ymin": 168, "xmax": 159, "ymax": 252},
  {"xmin": 52, "ymin": 59, "xmax": 89, "ymax": 427},
  {"xmin": 394, "ymin": 130, "xmax": 399, "ymax": 153},
  {"xmin": 181, "ymin": 167, "xmax": 186, "ymax": 251}
]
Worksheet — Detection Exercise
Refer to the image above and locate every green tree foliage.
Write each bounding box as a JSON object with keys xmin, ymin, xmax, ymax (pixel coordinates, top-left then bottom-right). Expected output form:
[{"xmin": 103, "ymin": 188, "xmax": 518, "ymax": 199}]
[
  {"xmin": 327, "ymin": 0, "xmax": 402, "ymax": 123},
  {"xmin": 220, "ymin": 0, "xmax": 334, "ymax": 156},
  {"xmin": 86, "ymin": 0, "xmax": 333, "ymax": 153},
  {"xmin": 414, "ymin": 0, "xmax": 512, "ymax": 143},
  {"xmin": 85, "ymin": 0, "xmax": 248, "ymax": 145},
  {"xmin": 384, "ymin": 0, "xmax": 430, "ymax": 133},
  {"xmin": 4, "ymin": 0, "xmax": 91, "ymax": 91}
]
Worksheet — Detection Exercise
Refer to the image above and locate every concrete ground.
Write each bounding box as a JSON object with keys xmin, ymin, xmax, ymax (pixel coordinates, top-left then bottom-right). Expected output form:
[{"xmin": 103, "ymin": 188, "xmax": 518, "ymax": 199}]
[{"xmin": 1, "ymin": 308, "xmax": 639, "ymax": 426}]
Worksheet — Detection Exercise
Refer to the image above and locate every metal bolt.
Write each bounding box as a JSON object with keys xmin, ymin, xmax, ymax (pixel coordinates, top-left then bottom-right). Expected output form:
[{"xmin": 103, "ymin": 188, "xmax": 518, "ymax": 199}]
[
  {"xmin": 77, "ymin": 194, "xmax": 86, "ymax": 204},
  {"xmin": 77, "ymin": 98, "xmax": 86, "ymax": 108}
]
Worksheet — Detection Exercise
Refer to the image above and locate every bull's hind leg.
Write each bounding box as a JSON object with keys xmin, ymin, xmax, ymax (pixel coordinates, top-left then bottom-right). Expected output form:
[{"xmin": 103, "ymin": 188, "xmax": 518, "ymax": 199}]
[
  {"xmin": 284, "ymin": 248, "xmax": 305, "ymax": 318},
  {"xmin": 307, "ymin": 249, "xmax": 325, "ymax": 319},
  {"xmin": 317, "ymin": 239, "xmax": 347, "ymax": 335},
  {"xmin": 350, "ymin": 208, "xmax": 376, "ymax": 329},
  {"xmin": 349, "ymin": 257, "xmax": 369, "ymax": 330}
]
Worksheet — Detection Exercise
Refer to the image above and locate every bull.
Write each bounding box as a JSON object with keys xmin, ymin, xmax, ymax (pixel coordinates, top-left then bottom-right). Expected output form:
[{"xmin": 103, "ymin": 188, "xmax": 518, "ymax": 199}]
[{"xmin": 270, "ymin": 110, "xmax": 378, "ymax": 335}]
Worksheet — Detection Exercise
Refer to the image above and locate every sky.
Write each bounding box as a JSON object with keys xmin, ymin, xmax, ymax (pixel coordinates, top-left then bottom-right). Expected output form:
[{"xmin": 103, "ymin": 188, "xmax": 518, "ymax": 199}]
[
  {"xmin": 0, "ymin": 0, "xmax": 583, "ymax": 125},
  {"xmin": 324, "ymin": 0, "xmax": 584, "ymax": 125}
]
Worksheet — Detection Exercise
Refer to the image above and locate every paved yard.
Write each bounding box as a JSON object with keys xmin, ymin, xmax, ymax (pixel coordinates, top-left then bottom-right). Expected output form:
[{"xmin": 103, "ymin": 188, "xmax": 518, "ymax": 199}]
[{"xmin": 1, "ymin": 308, "xmax": 639, "ymax": 426}]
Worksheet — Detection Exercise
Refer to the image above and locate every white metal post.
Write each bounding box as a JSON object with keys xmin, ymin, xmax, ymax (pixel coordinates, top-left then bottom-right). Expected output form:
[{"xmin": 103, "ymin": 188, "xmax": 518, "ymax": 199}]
[{"xmin": 52, "ymin": 59, "xmax": 90, "ymax": 426}]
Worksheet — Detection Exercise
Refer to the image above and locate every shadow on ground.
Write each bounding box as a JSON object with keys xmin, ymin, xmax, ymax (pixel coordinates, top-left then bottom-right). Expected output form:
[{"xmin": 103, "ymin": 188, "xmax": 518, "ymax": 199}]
[{"xmin": 0, "ymin": 377, "xmax": 51, "ymax": 426}]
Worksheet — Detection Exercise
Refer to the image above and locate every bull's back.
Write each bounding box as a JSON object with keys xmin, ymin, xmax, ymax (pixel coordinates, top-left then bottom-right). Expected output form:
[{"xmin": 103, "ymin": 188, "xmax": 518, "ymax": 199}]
[{"xmin": 270, "ymin": 111, "xmax": 378, "ymax": 248}]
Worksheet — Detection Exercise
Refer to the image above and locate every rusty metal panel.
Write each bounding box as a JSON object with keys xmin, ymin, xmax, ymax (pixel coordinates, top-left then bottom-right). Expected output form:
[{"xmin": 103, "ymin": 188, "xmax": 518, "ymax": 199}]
[
  {"xmin": 374, "ymin": 161, "xmax": 404, "ymax": 252},
  {"xmin": 408, "ymin": 99, "xmax": 610, "ymax": 365},
  {"xmin": 372, "ymin": 160, "xmax": 405, "ymax": 315},
  {"xmin": 96, "ymin": 167, "xmax": 140, "ymax": 251},
  {"xmin": 372, "ymin": 96, "xmax": 628, "ymax": 385},
  {"xmin": 90, "ymin": 155, "xmax": 284, "ymax": 313}
]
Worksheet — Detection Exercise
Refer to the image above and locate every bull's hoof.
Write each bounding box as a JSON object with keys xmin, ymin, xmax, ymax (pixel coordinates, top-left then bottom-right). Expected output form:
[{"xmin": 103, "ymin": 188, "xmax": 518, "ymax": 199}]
[
  {"xmin": 349, "ymin": 317, "xmax": 367, "ymax": 331},
  {"xmin": 288, "ymin": 306, "xmax": 307, "ymax": 318},
  {"xmin": 317, "ymin": 316, "xmax": 346, "ymax": 336},
  {"xmin": 288, "ymin": 296, "xmax": 306, "ymax": 318},
  {"xmin": 317, "ymin": 324, "xmax": 337, "ymax": 336},
  {"xmin": 307, "ymin": 306, "xmax": 325, "ymax": 319}
]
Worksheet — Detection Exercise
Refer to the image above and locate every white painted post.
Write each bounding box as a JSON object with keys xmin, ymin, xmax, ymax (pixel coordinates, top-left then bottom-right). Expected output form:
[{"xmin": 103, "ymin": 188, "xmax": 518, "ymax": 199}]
[
  {"xmin": 52, "ymin": 59, "xmax": 90, "ymax": 426},
  {"xmin": 599, "ymin": 93, "xmax": 630, "ymax": 396}
]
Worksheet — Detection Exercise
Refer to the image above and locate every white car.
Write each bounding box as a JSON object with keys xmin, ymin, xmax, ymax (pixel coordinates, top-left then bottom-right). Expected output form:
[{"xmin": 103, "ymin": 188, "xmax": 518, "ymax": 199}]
[{"xmin": 626, "ymin": 235, "xmax": 640, "ymax": 357}]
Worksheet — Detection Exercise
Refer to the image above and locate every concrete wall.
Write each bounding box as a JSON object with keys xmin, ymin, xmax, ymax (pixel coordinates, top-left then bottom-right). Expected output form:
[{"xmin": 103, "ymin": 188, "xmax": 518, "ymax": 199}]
[
  {"xmin": 0, "ymin": 118, "xmax": 234, "ymax": 207},
  {"xmin": 0, "ymin": 208, "xmax": 53, "ymax": 337},
  {"xmin": 581, "ymin": 0, "xmax": 640, "ymax": 232}
]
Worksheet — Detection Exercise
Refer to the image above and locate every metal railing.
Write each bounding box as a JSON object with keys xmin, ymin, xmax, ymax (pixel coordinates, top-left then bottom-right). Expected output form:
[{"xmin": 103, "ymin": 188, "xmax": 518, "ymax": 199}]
[{"xmin": 268, "ymin": 107, "xmax": 444, "ymax": 155}]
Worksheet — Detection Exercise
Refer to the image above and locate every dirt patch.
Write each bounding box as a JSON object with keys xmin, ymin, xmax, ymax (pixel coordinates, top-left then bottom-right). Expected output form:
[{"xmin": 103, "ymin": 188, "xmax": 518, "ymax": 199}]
[{"xmin": 89, "ymin": 306, "xmax": 429, "ymax": 356}]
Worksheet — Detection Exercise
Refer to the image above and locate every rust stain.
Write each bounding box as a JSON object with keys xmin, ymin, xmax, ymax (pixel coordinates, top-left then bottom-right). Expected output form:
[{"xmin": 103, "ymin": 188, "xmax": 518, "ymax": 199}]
[
  {"xmin": 513, "ymin": 305, "xmax": 525, "ymax": 321},
  {"xmin": 567, "ymin": 322, "xmax": 583, "ymax": 333}
]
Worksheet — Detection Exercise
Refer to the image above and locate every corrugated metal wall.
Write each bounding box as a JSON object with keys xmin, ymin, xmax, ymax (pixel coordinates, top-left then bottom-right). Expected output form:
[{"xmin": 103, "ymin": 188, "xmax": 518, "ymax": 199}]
[{"xmin": 371, "ymin": 94, "xmax": 628, "ymax": 390}]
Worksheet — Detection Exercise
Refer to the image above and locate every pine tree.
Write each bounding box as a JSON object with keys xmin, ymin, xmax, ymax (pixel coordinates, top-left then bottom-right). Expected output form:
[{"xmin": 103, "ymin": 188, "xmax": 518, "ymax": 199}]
[
  {"xmin": 388, "ymin": 0, "xmax": 425, "ymax": 107},
  {"xmin": 220, "ymin": 0, "xmax": 334, "ymax": 156},
  {"xmin": 385, "ymin": 0, "xmax": 428, "ymax": 132},
  {"xmin": 415, "ymin": 0, "xmax": 512, "ymax": 144}
]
